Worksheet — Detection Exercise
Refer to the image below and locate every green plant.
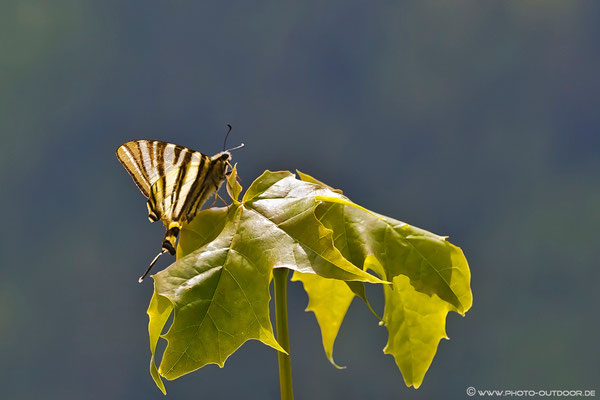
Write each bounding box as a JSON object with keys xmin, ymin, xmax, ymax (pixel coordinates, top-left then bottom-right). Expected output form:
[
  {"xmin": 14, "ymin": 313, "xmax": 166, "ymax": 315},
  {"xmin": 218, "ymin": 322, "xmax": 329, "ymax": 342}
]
[{"xmin": 147, "ymin": 167, "xmax": 473, "ymax": 397}]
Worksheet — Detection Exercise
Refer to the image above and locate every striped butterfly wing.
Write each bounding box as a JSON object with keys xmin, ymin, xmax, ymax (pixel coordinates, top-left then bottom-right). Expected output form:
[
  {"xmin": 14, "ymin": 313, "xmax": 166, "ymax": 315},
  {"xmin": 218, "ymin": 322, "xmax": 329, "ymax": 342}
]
[
  {"xmin": 116, "ymin": 140, "xmax": 211, "ymax": 223},
  {"xmin": 149, "ymin": 152, "xmax": 218, "ymax": 224},
  {"xmin": 117, "ymin": 140, "xmax": 193, "ymax": 197}
]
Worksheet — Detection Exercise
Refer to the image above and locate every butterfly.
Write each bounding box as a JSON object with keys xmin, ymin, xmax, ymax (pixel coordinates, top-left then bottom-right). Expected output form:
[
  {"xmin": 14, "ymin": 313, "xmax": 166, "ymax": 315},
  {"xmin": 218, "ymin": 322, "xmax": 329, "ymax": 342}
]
[{"xmin": 116, "ymin": 125, "xmax": 243, "ymax": 282}]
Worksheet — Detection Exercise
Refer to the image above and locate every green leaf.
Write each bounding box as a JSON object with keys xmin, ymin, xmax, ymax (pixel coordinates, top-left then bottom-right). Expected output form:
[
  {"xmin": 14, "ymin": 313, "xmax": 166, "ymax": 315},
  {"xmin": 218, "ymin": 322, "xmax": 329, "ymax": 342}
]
[
  {"xmin": 147, "ymin": 289, "xmax": 172, "ymax": 395},
  {"xmin": 366, "ymin": 256, "xmax": 453, "ymax": 389},
  {"xmin": 146, "ymin": 170, "xmax": 471, "ymax": 392},
  {"xmin": 155, "ymin": 206, "xmax": 285, "ymax": 380},
  {"xmin": 226, "ymin": 163, "xmax": 242, "ymax": 204},
  {"xmin": 315, "ymin": 195, "xmax": 472, "ymax": 314},
  {"xmin": 291, "ymin": 271, "xmax": 354, "ymax": 368},
  {"xmin": 235, "ymin": 170, "xmax": 384, "ymax": 284},
  {"xmin": 294, "ymin": 171, "xmax": 473, "ymax": 388},
  {"xmin": 296, "ymin": 170, "xmax": 344, "ymax": 194},
  {"xmin": 176, "ymin": 206, "xmax": 230, "ymax": 259},
  {"xmin": 147, "ymin": 171, "xmax": 385, "ymax": 392}
]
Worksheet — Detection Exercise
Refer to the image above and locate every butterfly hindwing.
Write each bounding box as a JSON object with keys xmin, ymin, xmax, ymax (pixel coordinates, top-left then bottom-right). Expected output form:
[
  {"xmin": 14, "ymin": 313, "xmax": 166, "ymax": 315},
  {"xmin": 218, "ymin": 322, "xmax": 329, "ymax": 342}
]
[{"xmin": 148, "ymin": 151, "xmax": 213, "ymax": 223}]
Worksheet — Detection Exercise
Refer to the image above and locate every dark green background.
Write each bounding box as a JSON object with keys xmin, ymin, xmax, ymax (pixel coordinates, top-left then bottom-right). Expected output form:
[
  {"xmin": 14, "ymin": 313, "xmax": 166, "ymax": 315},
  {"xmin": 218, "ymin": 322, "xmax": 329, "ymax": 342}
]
[{"xmin": 2, "ymin": 1, "xmax": 598, "ymax": 399}]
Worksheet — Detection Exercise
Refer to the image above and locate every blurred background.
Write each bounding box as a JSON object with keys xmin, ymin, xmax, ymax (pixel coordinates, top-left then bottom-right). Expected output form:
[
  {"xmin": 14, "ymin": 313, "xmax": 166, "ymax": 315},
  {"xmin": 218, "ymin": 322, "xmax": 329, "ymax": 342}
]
[{"xmin": 1, "ymin": 1, "xmax": 599, "ymax": 399}]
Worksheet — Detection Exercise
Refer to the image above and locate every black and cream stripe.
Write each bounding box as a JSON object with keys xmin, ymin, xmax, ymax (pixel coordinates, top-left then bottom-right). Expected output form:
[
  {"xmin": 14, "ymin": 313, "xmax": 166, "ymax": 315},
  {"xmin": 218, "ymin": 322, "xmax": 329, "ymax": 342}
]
[{"xmin": 116, "ymin": 140, "xmax": 231, "ymax": 257}]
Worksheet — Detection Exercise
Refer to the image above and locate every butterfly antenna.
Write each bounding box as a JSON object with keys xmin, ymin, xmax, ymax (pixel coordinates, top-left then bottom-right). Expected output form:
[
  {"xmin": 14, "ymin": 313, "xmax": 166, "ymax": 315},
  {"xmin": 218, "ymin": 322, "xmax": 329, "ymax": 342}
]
[
  {"xmin": 138, "ymin": 249, "xmax": 168, "ymax": 283},
  {"xmin": 223, "ymin": 124, "xmax": 233, "ymax": 152},
  {"xmin": 225, "ymin": 142, "xmax": 245, "ymax": 152}
]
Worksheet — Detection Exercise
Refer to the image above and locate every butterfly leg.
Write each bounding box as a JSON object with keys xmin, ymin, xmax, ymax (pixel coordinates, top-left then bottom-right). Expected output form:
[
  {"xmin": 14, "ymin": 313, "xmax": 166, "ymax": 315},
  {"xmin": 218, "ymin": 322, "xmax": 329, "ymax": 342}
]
[
  {"xmin": 209, "ymin": 192, "xmax": 228, "ymax": 207},
  {"xmin": 210, "ymin": 192, "xmax": 219, "ymax": 207},
  {"xmin": 216, "ymin": 192, "xmax": 228, "ymax": 206}
]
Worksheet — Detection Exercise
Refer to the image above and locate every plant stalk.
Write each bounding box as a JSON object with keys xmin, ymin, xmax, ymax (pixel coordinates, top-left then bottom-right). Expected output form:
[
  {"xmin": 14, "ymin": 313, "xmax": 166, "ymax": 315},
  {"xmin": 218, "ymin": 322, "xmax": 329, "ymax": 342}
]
[{"xmin": 274, "ymin": 267, "xmax": 294, "ymax": 400}]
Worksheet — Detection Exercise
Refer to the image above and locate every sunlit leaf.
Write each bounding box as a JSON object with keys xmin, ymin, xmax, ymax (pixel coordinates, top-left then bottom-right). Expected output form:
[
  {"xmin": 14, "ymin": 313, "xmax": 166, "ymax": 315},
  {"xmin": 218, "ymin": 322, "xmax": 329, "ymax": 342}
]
[
  {"xmin": 291, "ymin": 271, "xmax": 354, "ymax": 368},
  {"xmin": 366, "ymin": 256, "xmax": 452, "ymax": 389},
  {"xmin": 293, "ymin": 171, "xmax": 472, "ymax": 388},
  {"xmin": 147, "ymin": 169, "xmax": 384, "ymax": 392},
  {"xmin": 147, "ymin": 289, "xmax": 172, "ymax": 395},
  {"xmin": 226, "ymin": 163, "xmax": 242, "ymax": 204},
  {"xmin": 146, "ymin": 169, "xmax": 471, "ymax": 392}
]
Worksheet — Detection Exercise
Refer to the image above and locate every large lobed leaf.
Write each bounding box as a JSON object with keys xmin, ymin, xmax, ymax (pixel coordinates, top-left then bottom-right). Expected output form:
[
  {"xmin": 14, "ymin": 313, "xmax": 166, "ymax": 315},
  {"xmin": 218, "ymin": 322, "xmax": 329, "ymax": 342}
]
[
  {"xmin": 146, "ymin": 168, "xmax": 472, "ymax": 393},
  {"xmin": 292, "ymin": 172, "xmax": 472, "ymax": 388},
  {"xmin": 147, "ymin": 169, "xmax": 384, "ymax": 393}
]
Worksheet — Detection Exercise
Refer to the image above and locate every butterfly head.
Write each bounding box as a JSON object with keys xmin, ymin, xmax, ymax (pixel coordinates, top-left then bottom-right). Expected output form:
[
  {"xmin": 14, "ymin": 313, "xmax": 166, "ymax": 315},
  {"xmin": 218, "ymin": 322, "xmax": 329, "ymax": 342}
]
[
  {"xmin": 212, "ymin": 143, "xmax": 244, "ymax": 179},
  {"xmin": 215, "ymin": 151, "xmax": 232, "ymax": 162},
  {"xmin": 211, "ymin": 151, "xmax": 232, "ymax": 181}
]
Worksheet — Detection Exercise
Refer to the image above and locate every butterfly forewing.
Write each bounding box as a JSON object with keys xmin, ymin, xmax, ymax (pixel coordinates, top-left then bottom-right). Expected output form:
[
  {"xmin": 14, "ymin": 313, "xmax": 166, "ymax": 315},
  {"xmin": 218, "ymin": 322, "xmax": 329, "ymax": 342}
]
[{"xmin": 116, "ymin": 140, "xmax": 201, "ymax": 198}]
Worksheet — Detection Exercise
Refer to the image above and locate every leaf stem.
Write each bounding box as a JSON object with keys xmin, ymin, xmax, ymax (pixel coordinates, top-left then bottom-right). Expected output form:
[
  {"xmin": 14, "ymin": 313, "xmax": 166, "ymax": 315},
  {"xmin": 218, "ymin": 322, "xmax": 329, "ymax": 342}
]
[{"xmin": 274, "ymin": 267, "xmax": 294, "ymax": 400}]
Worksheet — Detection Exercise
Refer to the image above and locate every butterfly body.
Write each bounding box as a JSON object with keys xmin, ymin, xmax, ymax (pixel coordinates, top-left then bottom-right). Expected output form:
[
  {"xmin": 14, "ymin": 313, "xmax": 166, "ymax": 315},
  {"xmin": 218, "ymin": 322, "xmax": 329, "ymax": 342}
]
[{"xmin": 116, "ymin": 140, "xmax": 231, "ymax": 278}]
